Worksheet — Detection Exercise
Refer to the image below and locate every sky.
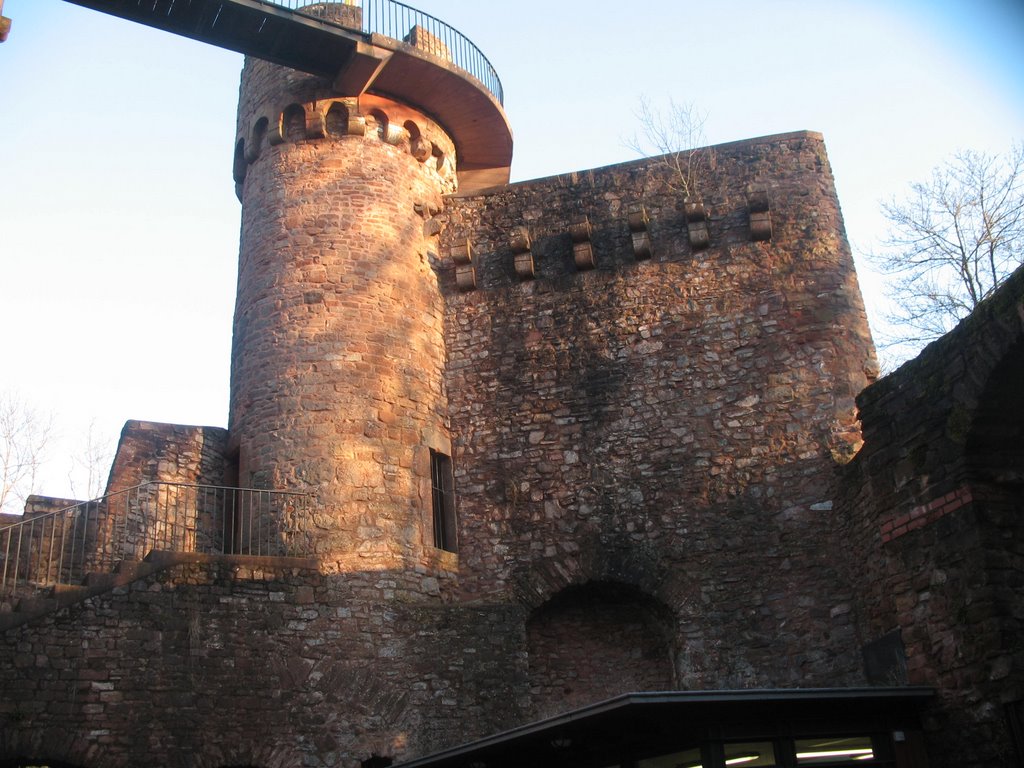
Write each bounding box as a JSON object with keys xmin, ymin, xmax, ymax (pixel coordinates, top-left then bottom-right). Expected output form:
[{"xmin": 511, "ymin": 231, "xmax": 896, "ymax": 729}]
[{"xmin": 1, "ymin": 0, "xmax": 1023, "ymax": 505}]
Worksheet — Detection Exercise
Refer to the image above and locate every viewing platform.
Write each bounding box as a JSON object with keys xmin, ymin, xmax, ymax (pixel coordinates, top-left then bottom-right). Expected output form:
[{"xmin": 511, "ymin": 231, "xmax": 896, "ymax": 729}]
[{"xmin": 62, "ymin": 0, "xmax": 514, "ymax": 189}]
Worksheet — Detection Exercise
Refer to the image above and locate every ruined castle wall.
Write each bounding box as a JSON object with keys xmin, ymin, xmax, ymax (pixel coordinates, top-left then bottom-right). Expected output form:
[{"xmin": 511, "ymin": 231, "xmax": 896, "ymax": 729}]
[
  {"xmin": 0, "ymin": 424, "xmax": 230, "ymax": 597},
  {"xmin": 95, "ymin": 421, "xmax": 230, "ymax": 564},
  {"xmin": 0, "ymin": 131, "xmax": 896, "ymax": 765},
  {"xmin": 838, "ymin": 268, "xmax": 1024, "ymax": 768},
  {"xmin": 0, "ymin": 561, "xmax": 528, "ymax": 768},
  {"xmin": 439, "ymin": 131, "xmax": 878, "ymax": 693},
  {"xmin": 105, "ymin": 420, "xmax": 229, "ymax": 495}
]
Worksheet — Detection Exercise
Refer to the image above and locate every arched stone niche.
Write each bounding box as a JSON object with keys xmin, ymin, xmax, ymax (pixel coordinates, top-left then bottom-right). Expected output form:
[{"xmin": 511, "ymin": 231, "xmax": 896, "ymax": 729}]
[{"xmin": 525, "ymin": 580, "xmax": 676, "ymax": 719}]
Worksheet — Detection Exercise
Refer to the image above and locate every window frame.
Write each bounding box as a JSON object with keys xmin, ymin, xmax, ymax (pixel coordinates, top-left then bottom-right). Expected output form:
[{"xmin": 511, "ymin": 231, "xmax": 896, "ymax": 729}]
[{"xmin": 430, "ymin": 449, "xmax": 457, "ymax": 553}]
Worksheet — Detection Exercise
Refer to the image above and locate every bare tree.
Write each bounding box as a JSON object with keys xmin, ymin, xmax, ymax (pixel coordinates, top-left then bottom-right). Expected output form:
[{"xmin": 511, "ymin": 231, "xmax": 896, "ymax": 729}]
[
  {"xmin": 0, "ymin": 392, "xmax": 52, "ymax": 514},
  {"xmin": 627, "ymin": 96, "xmax": 715, "ymax": 201},
  {"xmin": 872, "ymin": 143, "xmax": 1024, "ymax": 349},
  {"xmin": 67, "ymin": 419, "xmax": 114, "ymax": 501}
]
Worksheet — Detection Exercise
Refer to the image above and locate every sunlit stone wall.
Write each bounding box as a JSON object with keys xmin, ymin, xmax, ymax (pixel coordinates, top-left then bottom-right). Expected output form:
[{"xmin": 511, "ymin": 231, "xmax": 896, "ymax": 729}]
[{"xmin": 229, "ymin": 58, "xmax": 458, "ymax": 572}]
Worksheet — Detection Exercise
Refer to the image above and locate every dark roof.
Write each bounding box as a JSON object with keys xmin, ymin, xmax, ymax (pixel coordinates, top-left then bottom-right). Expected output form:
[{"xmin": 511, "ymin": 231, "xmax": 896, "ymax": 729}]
[{"xmin": 396, "ymin": 688, "xmax": 935, "ymax": 768}]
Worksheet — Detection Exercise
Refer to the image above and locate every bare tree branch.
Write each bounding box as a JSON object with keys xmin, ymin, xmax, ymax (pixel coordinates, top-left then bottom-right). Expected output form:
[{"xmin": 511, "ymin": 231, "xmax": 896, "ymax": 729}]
[
  {"xmin": 0, "ymin": 392, "xmax": 53, "ymax": 514},
  {"xmin": 870, "ymin": 143, "xmax": 1024, "ymax": 351},
  {"xmin": 627, "ymin": 96, "xmax": 715, "ymax": 201},
  {"xmin": 67, "ymin": 419, "xmax": 114, "ymax": 501}
]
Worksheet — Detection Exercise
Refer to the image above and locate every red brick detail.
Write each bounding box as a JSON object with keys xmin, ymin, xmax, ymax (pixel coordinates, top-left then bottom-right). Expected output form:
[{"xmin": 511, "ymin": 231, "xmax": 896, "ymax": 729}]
[{"xmin": 880, "ymin": 484, "xmax": 974, "ymax": 544}]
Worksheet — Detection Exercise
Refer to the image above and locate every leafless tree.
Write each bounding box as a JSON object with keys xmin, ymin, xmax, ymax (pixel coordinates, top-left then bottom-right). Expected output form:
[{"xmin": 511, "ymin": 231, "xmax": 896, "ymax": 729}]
[
  {"xmin": 0, "ymin": 392, "xmax": 52, "ymax": 514},
  {"xmin": 67, "ymin": 419, "xmax": 114, "ymax": 501},
  {"xmin": 627, "ymin": 96, "xmax": 715, "ymax": 201},
  {"xmin": 871, "ymin": 143, "xmax": 1024, "ymax": 349}
]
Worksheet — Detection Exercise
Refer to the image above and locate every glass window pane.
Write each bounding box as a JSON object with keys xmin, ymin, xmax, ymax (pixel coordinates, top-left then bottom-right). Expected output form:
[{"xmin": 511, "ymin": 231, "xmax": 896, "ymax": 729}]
[
  {"xmin": 724, "ymin": 742, "xmax": 777, "ymax": 766},
  {"xmin": 795, "ymin": 736, "xmax": 875, "ymax": 764}
]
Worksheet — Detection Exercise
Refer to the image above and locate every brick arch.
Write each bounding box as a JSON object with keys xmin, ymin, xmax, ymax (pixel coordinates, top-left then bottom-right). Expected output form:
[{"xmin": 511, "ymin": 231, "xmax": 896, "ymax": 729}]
[
  {"xmin": 843, "ymin": 268, "xmax": 1024, "ymax": 764},
  {"xmin": 962, "ymin": 334, "xmax": 1024, "ymax": 701},
  {"xmin": 855, "ymin": 266, "xmax": 1024, "ymax": 519},
  {"xmin": 511, "ymin": 530, "xmax": 669, "ymax": 611},
  {"xmin": 525, "ymin": 580, "xmax": 677, "ymax": 720}
]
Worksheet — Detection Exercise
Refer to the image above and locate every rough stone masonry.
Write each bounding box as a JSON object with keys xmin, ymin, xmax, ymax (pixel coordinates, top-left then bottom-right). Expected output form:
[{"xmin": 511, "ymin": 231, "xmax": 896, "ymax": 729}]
[{"xmin": 1, "ymin": 3, "xmax": 1021, "ymax": 767}]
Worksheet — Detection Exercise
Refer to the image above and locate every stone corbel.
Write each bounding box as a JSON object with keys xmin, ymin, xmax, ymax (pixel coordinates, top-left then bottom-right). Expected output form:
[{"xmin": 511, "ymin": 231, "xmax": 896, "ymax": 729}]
[
  {"xmin": 570, "ymin": 217, "xmax": 595, "ymax": 271},
  {"xmin": 511, "ymin": 226, "xmax": 534, "ymax": 280},
  {"xmin": 306, "ymin": 110, "xmax": 327, "ymax": 140},
  {"xmin": 411, "ymin": 136, "xmax": 432, "ymax": 163},
  {"xmin": 748, "ymin": 189, "xmax": 772, "ymax": 241},
  {"xmin": 628, "ymin": 203, "xmax": 652, "ymax": 260},
  {"xmin": 244, "ymin": 124, "xmax": 264, "ymax": 163},
  {"xmin": 383, "ymin": 123, "xmax": 406, "ymax": 146},
  {"xmin": 268, "ymin": 116, "xmax": 286, "ymax": 146},
  {"xmin": 268, "ymin": 104, "xmax": 299, "ymax": 146},
  {"xmin": 684, "ymin": 201, "xmax": 709, "ymax": 250},
  {"xmin": 346, "ymin": 114, "xmax": 366, "ymax": 136},
  {"xmin": 449, "ymin": 240, "xmax": 476, "ymax": 292},
  {"xmin": 337, "ymin": 98, "xmax": 366, "ymax": 136},
  {"xmin": 423, "ymin": 217, "xmax": 444, "ymax": 238}
]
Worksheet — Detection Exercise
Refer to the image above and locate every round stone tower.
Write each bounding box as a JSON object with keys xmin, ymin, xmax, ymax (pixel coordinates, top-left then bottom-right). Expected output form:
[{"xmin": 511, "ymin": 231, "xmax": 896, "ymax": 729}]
[{"xmin": 227, "ymin": 2, "xmax": 511, "ymax": 570}]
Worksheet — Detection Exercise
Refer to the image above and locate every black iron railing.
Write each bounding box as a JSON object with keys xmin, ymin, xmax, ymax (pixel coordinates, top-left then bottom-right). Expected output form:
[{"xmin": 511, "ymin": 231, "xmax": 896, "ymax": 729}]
[
  {"xmin": 0, "ymin": 483, "xmax": 314, "ymax": 597},
  {"xmin": 270, "ymin": 0, "xmax": 503, "ymax": 104}
]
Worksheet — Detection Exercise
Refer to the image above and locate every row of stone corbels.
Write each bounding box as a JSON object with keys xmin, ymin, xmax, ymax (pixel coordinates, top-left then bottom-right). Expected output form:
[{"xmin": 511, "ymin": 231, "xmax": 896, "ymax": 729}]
[
  {"xmin": 684, "ymin": 189, "xmax": 773, "ymax": 249},
  {"xmin": 233, "ymin": 97, "xmax": 455, "ymax": 190},
  {"xmin": 448, "ymin": 192, "xmax": 773, "ymax": 291}
]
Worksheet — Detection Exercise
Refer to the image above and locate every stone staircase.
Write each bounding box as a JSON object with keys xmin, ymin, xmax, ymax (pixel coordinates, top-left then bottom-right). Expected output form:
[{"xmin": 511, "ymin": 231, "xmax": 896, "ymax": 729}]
[
  {"xmin": 0, "ymin": 550, "xmax": 319, "ymax": 632},
  {"xmin": 0, "ymin": 556, "xmax": 171, "ymax": 632}
]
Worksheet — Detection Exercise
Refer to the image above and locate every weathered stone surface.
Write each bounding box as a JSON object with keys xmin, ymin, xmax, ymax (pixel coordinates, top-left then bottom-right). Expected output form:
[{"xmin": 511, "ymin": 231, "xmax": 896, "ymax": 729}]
[
  {"xmin": 230, "ymin": 58, "xmax": 458, "ymax": 576},
  {"xmin": 838, "ymin": 267, "xmax": 1024, "ymax": 768},
  {"xmin": 2, "ymin": 19, "xmax": 1020, "ymax": 765}
]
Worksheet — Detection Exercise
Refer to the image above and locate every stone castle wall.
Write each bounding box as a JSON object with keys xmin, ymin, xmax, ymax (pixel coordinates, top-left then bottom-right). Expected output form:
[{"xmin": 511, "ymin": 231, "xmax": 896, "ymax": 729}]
[
  {"xmin": 838, "ymin": 268, "xmax": 1024, "ymax": 768},
  {"xmin": 0, "ymin": 131, "xmax": 891, "ymax": 766},
  {"xmin": 0, "ymin": 559, "xmax": 528, "ymax": 768},
  {"xmin": 437, "ymin": 131, "xmax": 877, "ymax": 695}
]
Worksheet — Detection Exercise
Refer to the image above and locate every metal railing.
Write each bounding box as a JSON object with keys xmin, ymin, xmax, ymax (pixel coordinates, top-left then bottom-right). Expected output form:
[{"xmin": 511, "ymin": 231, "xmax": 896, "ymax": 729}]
[
  {"xmin": 270, "ymin": 0, "xmax": 504, "ymax": 104},
  {"xmin": 0, "ymin": 482, "xmax": 314, "ymax": 597}
]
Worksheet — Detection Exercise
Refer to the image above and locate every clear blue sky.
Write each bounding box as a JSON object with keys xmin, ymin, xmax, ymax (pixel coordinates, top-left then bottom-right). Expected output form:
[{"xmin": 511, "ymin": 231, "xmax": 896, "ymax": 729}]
[{"xmin": 2, "ymin": 0, "xmax": 1022, "ymax": 501}]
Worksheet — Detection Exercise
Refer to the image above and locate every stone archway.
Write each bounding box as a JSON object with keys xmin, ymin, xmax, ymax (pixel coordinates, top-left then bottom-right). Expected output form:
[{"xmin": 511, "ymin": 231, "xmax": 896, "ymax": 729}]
[
  {"xmin": 526, "ymin": 580, "xmax": 676, "ymax": 719},
  {"xmin": 965, "ymin": 336, "xmax": 1024, "ymax": 490},
  {"xmin": 964, "ymin": 335, "xmax": 1024, "ymax": 725}
]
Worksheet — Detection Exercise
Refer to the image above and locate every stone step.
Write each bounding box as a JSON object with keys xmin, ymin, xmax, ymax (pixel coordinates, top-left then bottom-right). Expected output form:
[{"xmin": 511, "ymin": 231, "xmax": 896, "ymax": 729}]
[
  {"xmin": 50, "ymin": 583, "xmax": 91, "ymax": 607},
  {"xmin": 15, "ymin": 596, "xmax": 58, "ymax": 614},
  {"xmin": 83, "ymin": 571, "xmax": 118, "ymax": 589}
]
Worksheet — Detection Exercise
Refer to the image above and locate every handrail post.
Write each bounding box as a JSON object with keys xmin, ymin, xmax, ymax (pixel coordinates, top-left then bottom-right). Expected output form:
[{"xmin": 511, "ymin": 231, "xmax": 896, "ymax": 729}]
[
  {"xmin": 0, "ymin": 483, "xmax": 313, "ymax": 592},
  {"xmin": 283, "ymin": 0, "xmax": 503, "ymax": 105}
]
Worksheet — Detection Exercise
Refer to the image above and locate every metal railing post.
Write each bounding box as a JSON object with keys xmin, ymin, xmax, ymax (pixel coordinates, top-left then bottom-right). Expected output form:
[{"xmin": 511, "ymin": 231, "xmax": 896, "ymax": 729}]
[
  {"xmin": 282, "ymin": 0, "xmax": 502, "ymax": 104},
  {"xmin": 0, "ymin": 483, "xmax": 313, "ymax": 595}
]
